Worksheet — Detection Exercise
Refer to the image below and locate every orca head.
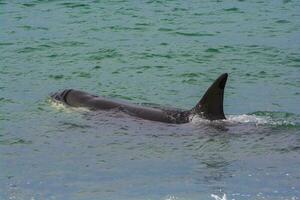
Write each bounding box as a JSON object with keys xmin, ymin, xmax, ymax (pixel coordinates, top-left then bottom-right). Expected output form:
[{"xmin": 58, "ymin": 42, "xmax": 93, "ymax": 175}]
[{"xmin": 50, "ymin": 89, "xmax": 72, "ymax": 104}]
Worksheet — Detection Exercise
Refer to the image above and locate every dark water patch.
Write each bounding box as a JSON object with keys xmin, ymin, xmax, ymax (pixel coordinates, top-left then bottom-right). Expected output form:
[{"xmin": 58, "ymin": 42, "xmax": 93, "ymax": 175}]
[
  {"xmin": 182, "ymin": 78, "xmax": 198, "ymax": 84},
  {"xmin": 14, "ymin": 16, "xmax": 24, "ymax": 20},
  {"xmin": 135, "ymin": 22, "xmax": 152, "ymax": 26},
  {"xmin": 0, "ymin": 138, "xmax": 32, "ymax": 146},
  {"xmin": 131, "ymin": 14, "xmax": 141, "ymax": 18},
  {"xmin": 138, "ymin": 52, "xmax": 173, "ymax": 59},
  {"xmin": 287, "ymin": 56, "xmax": 300, "ymax": 63},
  {"xmin": 60, "ymin": 122, "xmax": 92, "ymax": 129},
  {"xmin": 174, "ymin": 32, "xmax": 215, "ymax": 37},
  {"xmin": 18, "ymin": 25, "xmax": 49, "ymax": 31},
  {"xmin": 88, "ymin": 27, "xmax": 101, "ymax": 32},
  {"xmin": 0, "ymin": 42, "xmax": 14, "ymax": 46},
  {"xmin": 112, "ymin": 70, "xmax": 122, "ymax": 74},
  {"xmin": 0, "ymin": 69, "xmax": 21, "ymax": 76},
  {"xmin": 47, "ymin": 54, "xmax": 61, "ymax": 58},
  {"xmin": 0, "ymin": 115, "xmax": 8, "ymax": 121},
  {"xmin": 113, "ymin": 131, "xmax": 129, "ymax": 136},
  {"xmin": 281, "ymin": 81, "xmax": 300, "ymax": 87},
  {"xmin": 245, "ymin": 45, "xmax": 283, "ymax": 59},
  {"xmin": 248, "ymin": 50, "xmax": 260, "ymax": 54},
  {"xmin": 109, "ymin": 93, "xmax": 134, "ymax": 101},
  {"xmin": 38, "ymin": 44, "xmax": 52, "ymax": 48},
  {"xmin": 258, "ymin": 70, "xmax": 266, "ymax": 74},
  {"xmin": 58, "ymin": 2, "xmax": 90, "ymax": 9},
  {"xmin": 275, "ymin": 19, "xmax": 290, "ymax": 24},
  {"xmin": 187, "ymin": 57, "xmax": 205, "ymax": 64},
  {"xmin": 274, "ymin": 146, "xmax": 300, "ymax": 154},
  {"xmin": 193, "ymin": 12, "xmax": 206, "ymax": 16},
  {"xmin": 147, "ymin": 65, "xmax": 169, "ymax": 69},
  {"xmin": 160, "ymin": 42, "xmax": 168, "ymax": 46},
  {"xmin": 88, "ymin": 49, "xmax": 120, "ymax": 61},
  {"xmin": 123, "ymin": 7, "xmax": 139, "ymax": 12},
  {"xmin": 60, "ymin": 41, "xmax": 86, "ymax": 47},
  {"xmin": 172, "ymin": 7, "xmax": 188, "ymax": 12},
  {"xmin": 33, "ymin": 0, "xmax": 57, "ymax": 3},
  {"xmin": 288, "ymin": 64, "xmax": 300, "ymax": 68},
  {"xmin": 158, "ymin": 27, "xmax": 174, "ymax": 32},
  {"xmin": 247, "ymin": 44, "xmax": 260, "ymax": 48},
  {"xmin": 22, "ymin": 3, "xmax": 36, "ymax": 7},
  {"xmin": 131, "ymin": 65, "xmax": 170, "ymax": 72},
  {"xmin": 146, "ymin": 0, "xmax": 164, "ymax": 4},
  {"xmin": 93, "ymin": 65, "xmax": 102, "ymax": 70},
  {"xmin": 72, "ymin": 71, "xmax": 92, "ymax": 78},
  {"xmin": 245, "ymin": 71, "xmax": 282, "ymax": 79},
  {"xmin": 48, "ymin": 74, "xmax": 65, "ymax": 80},
  {"xmin": 221, "ymin": 45, "xmax": 235, "ymax": 50},
  {"xmin": 18, "ymin": 25, "xmax": 32, "ymax": 30},
  {"xmin": 131, "ymin": 26, "xmax": 148, "ymax": 31},
  {"xmin": 205, "ymin": 48, "xmax": 220, "ymax": 53},
  {"xmin": 203, "ymin": 54, "xmax": 214, "ymax": 58},
  {"xmin": 223, "ymin": 7, "xmax": 240, "ymax": 12},
  {"xmin": 105, "ymin": 25, "xmax": 147, "ymax": 32},
  {"xmin": 0, "ymin": 98, "xmax": 15, "ymax": 104},
  {"xmin": 179, "ymin": 72, "xmax": 203, "ymax": 78},
  {"xmin": 17, "ymin": 47, "xmax": 39, "ymax": 53},
  {"xmin": 68, "ymin": 20, "xmax": 87, "ymax": 25}
]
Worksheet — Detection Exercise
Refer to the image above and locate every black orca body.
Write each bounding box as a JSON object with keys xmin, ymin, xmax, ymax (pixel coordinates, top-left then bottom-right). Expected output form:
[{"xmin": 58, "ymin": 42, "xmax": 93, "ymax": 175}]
[{"xmin": 51, "ymin": 73, "xmax": 228, "ymax": 124}]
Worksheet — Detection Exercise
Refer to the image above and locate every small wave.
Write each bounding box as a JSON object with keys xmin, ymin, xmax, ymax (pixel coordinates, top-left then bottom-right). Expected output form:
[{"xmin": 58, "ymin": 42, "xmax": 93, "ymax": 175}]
[
  {"xmin": 88, "ymin": 48, "xmax": 120, "ymax": 61},
  {"xmin": 174, "ymin": 32, "xmax": 215, "ymax": 37},
  {"xmin": 223, "ymin": 7, "xmax": 241, "ymax": 12},
  {"xmin": 22, "ymin": 3, "xmax": 36, "ymax": 7},
  {"xmin": 58, "ymin": 2, "xmax": 90, "ymax": 9},
  {"xmin": 205, "ymin": 48, "xmax": 221, "ymax": 53}
]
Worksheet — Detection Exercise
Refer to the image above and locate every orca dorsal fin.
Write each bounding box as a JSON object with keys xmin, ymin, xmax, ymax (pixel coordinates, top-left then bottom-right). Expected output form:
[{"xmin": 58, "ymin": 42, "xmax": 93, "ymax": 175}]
[{"xmin": 192, "ymin": 73, "xmax": 228, "ymax": 120}]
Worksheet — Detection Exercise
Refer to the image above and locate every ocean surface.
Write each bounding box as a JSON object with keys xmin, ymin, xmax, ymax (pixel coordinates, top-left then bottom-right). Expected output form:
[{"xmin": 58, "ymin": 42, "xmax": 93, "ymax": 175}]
[{"xmin": 1, "ymin": 0, "xmax": 300, "ymax": 199}]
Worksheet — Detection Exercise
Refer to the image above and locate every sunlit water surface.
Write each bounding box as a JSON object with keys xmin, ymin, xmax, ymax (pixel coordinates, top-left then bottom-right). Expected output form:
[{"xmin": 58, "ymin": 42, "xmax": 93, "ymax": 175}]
[{"xmin": 1, "ymin": 0, "xmax": 300, "ymax": 199}]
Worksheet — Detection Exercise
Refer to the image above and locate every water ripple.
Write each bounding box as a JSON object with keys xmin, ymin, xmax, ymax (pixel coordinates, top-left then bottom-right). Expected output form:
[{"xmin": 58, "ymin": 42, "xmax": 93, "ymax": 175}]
[
  {"xmin": 58, "ymin": 2, "xmax": 90, "ymax": 9},
  {"xmin": 174, "ymin": 32, "xmax": 215, "ymax": 37},
  {"xmin": 88, "ymin": 48, "xmax": 120, "ymax": 60}
]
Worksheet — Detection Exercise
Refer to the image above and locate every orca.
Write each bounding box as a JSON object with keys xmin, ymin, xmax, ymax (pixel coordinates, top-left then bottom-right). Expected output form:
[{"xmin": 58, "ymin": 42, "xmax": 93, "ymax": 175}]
[{"xmin": 51, "ymin": 73, "xmax": 228, "ymax": 123}]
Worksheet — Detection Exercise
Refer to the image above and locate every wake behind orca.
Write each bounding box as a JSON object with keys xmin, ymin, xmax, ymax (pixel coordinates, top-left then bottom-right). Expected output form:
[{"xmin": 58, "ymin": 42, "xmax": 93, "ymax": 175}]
[{"xmin": 51, "ymin": 73, "xmax": 228, "ymax": 124}]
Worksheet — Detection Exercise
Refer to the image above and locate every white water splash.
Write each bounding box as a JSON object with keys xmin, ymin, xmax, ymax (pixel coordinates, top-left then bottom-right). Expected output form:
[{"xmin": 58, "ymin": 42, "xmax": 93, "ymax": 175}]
[
  {"xmin": 163, "ymin": 194, "xmax": 227, "ymax": 200},
  {"xmin": 226, "ymin": 114, "xmax": 270, "ymax": 125},
  {"xmin": 164, "ymin": 196, "xmax": 178, "ymax": 200},
  {"xmin": 190, "ymin": 113, "xmax": 295, "ymax": 126},
  {"xmin": 211, "ymin": 193, "xmax": 227, "ymax": 200},
  {"xmin": 227, "ymin": 114, "xmax": 295, "ymax": 126},
  {"xmin": 49, "ymin": 99, "xmax": 90, "ymax": 113},
  {"xmin": 189, "ymin": 114, "xmax": 211, "ymax": 124}
]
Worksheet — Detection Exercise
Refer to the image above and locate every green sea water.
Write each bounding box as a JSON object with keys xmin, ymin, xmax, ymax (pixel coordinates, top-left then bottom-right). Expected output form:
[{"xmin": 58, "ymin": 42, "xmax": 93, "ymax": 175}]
[{"xmin": 1, "ymin": 0, "xmax": 300, "ymax": 199}]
